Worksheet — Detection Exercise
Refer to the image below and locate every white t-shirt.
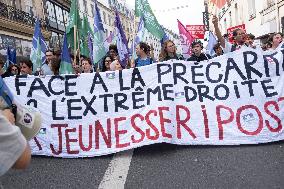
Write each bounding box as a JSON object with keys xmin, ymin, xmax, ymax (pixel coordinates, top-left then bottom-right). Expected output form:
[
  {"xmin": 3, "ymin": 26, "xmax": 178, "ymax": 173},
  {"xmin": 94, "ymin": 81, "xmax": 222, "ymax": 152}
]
[
  {"xmin": 223, "ymin": 40, "xmax": 246, "ymax": 54},
  {"xmin": 0, "ymin": 113, "xmax": 26, "ymax": 176}
]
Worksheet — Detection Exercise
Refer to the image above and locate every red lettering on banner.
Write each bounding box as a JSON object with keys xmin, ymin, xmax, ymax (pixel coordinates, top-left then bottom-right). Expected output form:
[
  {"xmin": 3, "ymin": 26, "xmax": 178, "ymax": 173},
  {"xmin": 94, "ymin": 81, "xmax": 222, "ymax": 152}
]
[
  {"xmin": 131, "ymin": 114, "xmax": 145, "ymax": 143},
  {"xmin": 114, "ymin": 117, "xmax": 130, "ymax": 148},
  {"xmin": 158, "ymin": 107, "xmax": 173, "ymax": 139},
  {"xmin": 236, "ymin": 105, "xmax": 263, "ymax": 136},
  {"xmin": 65, "ymin": 128, "xmax": 79, "ymax": 154},
  {"xmin": 79, "ymin": 125, "xmax": 93, "ymax": 151},
  {"xmin": 264, "ymin": 101, "xmax": 282, "ymax": 132},
  {"xmin": 50, "ymin": 124, "xmax": 68, "ymax": 155},
  {"xmin": 145, "ymin": 110, "xmax": 160, "ymax": 140},
  {"xmin": 216, "ymin": 105, "xmax": 234, "ymax": 140},
  {"xmin": 176, "ymin": 105, "xmax": 196, "ymax": 139},
  {"xmin": 278, "ymin": 97, "xmax": 284, "ymax": 103},
  {"xmin": 201, "ymin": 105, "xmax": 210, "ymax": 138},
  {"xmin": 95, "ymin": 119, "xmax": 112, "ymax": 149}
]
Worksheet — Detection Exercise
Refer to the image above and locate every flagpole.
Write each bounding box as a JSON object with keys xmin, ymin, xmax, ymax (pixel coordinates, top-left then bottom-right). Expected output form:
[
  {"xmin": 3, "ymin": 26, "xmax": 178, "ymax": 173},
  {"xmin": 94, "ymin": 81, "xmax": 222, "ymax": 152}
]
[
  {"xmin": 74, "ymin": 25, "xmax": 77, "ymax": 66},
  {"xmin": 77, "ymin": 28, "xmax": 81, "ymax": 66},
  {"xmin": 131, "ymin": 15, "xmax": 138, "ymax": 67}
]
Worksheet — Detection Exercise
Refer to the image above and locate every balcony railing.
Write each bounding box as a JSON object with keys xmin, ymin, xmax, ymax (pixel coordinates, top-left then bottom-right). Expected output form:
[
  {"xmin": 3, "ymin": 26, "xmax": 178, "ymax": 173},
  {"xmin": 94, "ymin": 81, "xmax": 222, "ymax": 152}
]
[{"xmin": 0, "ymin": 1, "xmax": 48, "ymax": 30}]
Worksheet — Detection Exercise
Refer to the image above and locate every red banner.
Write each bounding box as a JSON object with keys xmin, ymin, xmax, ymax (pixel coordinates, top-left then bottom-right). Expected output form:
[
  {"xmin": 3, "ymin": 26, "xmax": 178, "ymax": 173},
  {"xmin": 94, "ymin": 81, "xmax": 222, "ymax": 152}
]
[{"xmin": 185, "ymin": 25, "xmax": 205, "ymax": 39}]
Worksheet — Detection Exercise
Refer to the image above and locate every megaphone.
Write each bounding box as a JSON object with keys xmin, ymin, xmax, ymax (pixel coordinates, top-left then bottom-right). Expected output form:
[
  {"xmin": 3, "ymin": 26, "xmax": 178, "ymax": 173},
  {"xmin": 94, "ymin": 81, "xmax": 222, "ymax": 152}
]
[{"xmin": 0, "ymin": 76, "xmax": 41, "ymax": 141}]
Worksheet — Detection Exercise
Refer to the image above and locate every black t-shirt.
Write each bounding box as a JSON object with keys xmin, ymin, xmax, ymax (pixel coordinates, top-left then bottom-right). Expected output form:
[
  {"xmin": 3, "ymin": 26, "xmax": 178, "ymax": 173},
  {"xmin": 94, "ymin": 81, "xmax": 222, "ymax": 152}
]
[{"xmin": 187, "ymin": 53, "xmax": 211, "ymax": 62}]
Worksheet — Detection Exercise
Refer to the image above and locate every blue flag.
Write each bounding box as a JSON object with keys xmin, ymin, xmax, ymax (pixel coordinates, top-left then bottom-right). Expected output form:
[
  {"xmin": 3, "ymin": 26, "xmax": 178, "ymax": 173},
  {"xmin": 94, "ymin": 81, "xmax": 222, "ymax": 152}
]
[
  {"xmin": 130, "ymin": 16, "xmax": 145, "ymax": 59},
  {"xmin": 0, "ymin": 76, "xmax": 14, "ymax": 107},
  {"xmin": 59, "ymin": 34, "xmax": 73, "ymax": 74},
  {"xmin": 206, "ymin": 31, "xmax": 218, "ymax": 56},
  {"xmin": 160, "ymin": 32, "xmax": 169, "ymax": 45},
  {"xmin": 135, "ymin": 17, "xmax": 145, "ymax": 45},
  {"xmin": 30, "ymin": 18, "xmax": 47, "ymax": 72},
  {"xmin": 114, "ymin": 10, "xmax": 129, "ymax": 67},
  {"xmin": 5, "ymin": 46, "xmax": 16, "ymax": 70},
  {"xmin": 93, "ymin": 0, "xmax": 107, "ymax": 64}
]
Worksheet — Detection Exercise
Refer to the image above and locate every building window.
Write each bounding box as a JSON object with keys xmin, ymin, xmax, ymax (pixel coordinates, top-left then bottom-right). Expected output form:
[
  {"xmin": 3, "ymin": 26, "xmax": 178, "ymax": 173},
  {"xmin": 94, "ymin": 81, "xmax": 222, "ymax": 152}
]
[
  {"xmin": 90, "ymin": 4, "xmax": 94, "ymax": 17},
  {"xmin": 83, "ymin": 0, "xmax": 87, "ymax": 13},
  {"xmin": 266, "ymin": 0, "xmax": 274, "ymax": 7},
  {"xmin": 229, "ymin": 11, "xmax": 232, "ymax": 27},
  {"xmin": 108, "ymin": 14, "xmax": 112, "ymax": 26},
  {"xmin": 46, "ymin": 1, "xmax": 68, "ymax": 31},
  {"xmin": 46, "ymin": 1, "xmax": 57, "ymax": 29},
  {"xmin": 103, "ymin": 11, "xmax": 106, "ymax": 24},
  {"xmin": 235, "ymin": 3, "xmax": 239, "ymax": 25},
  {"xmin": 248, "ymin": 0, "xmax": 256, "ymax": 19},
  {"xmin": 281, "ymin": 17, "xmax": 284, "ymax": 34},
  {"xmin": 55, "ymin": 5, "xmax": 65, "ymax": 31},
  {"xmin": 105, "ymin": 29, "xmax": 108, "ymax": 38},
  {"xmin": 24, "ymin": 0, "xmax": 32, "ymax": 14},
  {"xmin": 224, "ymin": 18, "xmax": 227, "ymax": 31},
  {"xmin": 63, "ymin": 10, "xmax": 69, "ymax": 27}
]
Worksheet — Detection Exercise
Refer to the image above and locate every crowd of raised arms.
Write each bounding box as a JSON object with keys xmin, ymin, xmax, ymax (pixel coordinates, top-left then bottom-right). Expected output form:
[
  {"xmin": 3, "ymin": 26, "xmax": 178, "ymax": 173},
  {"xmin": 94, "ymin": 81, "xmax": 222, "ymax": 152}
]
[{"xmin": 0, "ymin": 16, "xmax": 283, "ymax": 78}]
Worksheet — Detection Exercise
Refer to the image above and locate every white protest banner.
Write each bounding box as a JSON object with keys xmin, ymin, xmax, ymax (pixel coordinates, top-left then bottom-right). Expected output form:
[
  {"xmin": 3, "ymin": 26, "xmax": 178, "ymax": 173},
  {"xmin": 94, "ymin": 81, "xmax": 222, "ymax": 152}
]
[{"xmin": 4, "ymin": 47, "xmax": 284, "ymax": 157}]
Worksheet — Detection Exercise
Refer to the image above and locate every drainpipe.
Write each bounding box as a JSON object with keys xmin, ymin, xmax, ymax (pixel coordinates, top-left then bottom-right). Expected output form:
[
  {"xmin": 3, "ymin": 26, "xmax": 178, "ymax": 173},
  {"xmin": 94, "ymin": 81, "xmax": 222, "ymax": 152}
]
[{"xmin": 275, "ymin": 0, "xmax": 279, "ymax": 32}]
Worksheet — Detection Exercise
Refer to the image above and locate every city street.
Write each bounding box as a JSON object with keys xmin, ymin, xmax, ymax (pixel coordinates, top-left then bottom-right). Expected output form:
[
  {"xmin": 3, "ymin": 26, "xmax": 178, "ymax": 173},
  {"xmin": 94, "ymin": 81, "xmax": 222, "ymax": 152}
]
[
  {"xmin": 1, "ymin": 141, "xmax": 284, "ymax": 189},
  {"xmin": 1, "ymin": 0, "xmax": 284, "ymax": 188}
]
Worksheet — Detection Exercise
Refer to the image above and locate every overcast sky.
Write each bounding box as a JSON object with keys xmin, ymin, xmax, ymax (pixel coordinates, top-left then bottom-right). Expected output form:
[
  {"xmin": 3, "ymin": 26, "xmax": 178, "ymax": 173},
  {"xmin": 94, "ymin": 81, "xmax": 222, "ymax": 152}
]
[{"xmin": 125, "ymin": 0, "xmax": 205, "ymax": 33}]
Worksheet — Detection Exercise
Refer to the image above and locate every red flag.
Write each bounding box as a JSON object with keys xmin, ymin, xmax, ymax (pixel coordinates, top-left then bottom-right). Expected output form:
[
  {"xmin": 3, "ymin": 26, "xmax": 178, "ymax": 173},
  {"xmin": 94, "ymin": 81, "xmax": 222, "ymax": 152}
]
[{"xmin": 177, "ymin": 19, "xmax": 195, "ymax": 59}]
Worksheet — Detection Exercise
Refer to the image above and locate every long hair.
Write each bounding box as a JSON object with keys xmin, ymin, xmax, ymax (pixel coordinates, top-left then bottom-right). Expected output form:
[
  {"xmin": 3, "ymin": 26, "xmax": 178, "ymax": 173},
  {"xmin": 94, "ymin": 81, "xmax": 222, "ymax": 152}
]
[
  {"xmin": 158, "ymin": 40, "xmax": 177, "ymax": 62},
  {"xmin": 101, "ymin": 55, "xmax": 112, "ymax": 72}
]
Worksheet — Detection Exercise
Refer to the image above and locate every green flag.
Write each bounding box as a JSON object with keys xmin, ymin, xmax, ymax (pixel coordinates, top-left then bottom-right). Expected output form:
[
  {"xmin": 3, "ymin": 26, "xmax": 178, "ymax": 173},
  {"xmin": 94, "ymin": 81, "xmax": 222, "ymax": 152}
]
[
  {"xmin": 135, "ymin": 0, "xmax": 164, "ymax": 40},
  {"xmin": 80, "ymin": 15, "xmax": 93, "ymax": 57},
  {"xmin": 66, "ymin": 0, "xmax": 81, "ymax": 51}
]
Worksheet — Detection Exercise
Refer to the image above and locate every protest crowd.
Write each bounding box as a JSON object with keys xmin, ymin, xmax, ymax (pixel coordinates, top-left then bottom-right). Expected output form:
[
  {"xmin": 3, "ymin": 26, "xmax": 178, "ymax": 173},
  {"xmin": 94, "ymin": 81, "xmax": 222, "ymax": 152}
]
[
  {"xmin": 0, "ymin": 0, "xmax": 284, "ymax": 177},
  {"xmin": 0, "ymin": 23, "xmax": 283, "ymax": 77}
]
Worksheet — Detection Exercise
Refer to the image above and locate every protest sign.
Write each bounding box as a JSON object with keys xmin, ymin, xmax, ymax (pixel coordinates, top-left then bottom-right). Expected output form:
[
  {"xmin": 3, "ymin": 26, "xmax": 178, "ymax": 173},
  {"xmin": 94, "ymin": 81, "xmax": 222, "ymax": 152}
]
[
  {"xmin": 4, "ymin": 47, "xmax": 284, "ymax": 157},
  {"xmin": 186, "ymin": 25, "xmax": 205, "ymax": 39}
]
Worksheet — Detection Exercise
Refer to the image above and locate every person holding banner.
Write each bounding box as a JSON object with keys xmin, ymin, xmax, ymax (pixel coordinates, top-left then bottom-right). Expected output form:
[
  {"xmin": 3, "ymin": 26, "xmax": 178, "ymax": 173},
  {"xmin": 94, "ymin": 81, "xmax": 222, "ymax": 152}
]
[
  {"xmin": 268, "ymin": 32, "xmax": 283, "ymax": 50},
  {"xmin": 212, "ymin": 15, "xmax": 247, "ymax": 54},
  {"xmin": 159, "ymin": 40, "xmax": 184, "ymax": 62},
  {"xmin": 133, "ymin": 42, "xmax": 153, "ymax": 67},
  {"xmin": 19, "ymin": 59, "xmax": 33, "ymax": 75},
  {"xmin": 108, "ymin": 45, "xmax": 119, "ymax": 61},
  {"xmin": 2, "ymin": 64, "xmax": 20, "ymax": 78},
  {"xmin": 187, "ymin": 40, "xmax": 211, "ymax": 62},
  {"xmin": 245, "ymin": 33, "xmax": 256, "ymax": 48},
  {"xmin": 81, "ymin": 58, "xmax": 94, "ymax": 73},
  {"xmin": 0, "ymin": 75, "xmax": 41, "ymax": 176},
  {"xmin": 0, "ymin": 109, "xmax": 31, "ymax": 176},
  {"xmin": 41, "ymin": 49, "xmax": 55, "ymax": 75},
  {"xmin": 213, "ymin": 43, "xmax": 223, "ymax": 57},
  {"xmin": 109, "ymin": 60, "xmax": 123, "ymax": 71},
  {"xmin": 101, "ymin": 55, "xmax": 112, "ymax": 72}
]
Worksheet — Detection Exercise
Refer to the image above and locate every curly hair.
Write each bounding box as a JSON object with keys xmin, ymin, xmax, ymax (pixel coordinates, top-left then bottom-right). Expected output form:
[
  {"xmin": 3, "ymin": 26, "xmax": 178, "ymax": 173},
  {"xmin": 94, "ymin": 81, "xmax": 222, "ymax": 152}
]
[{"xmin": 158, "ymin": 40, "xmax": 177, "ymax": 62}]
